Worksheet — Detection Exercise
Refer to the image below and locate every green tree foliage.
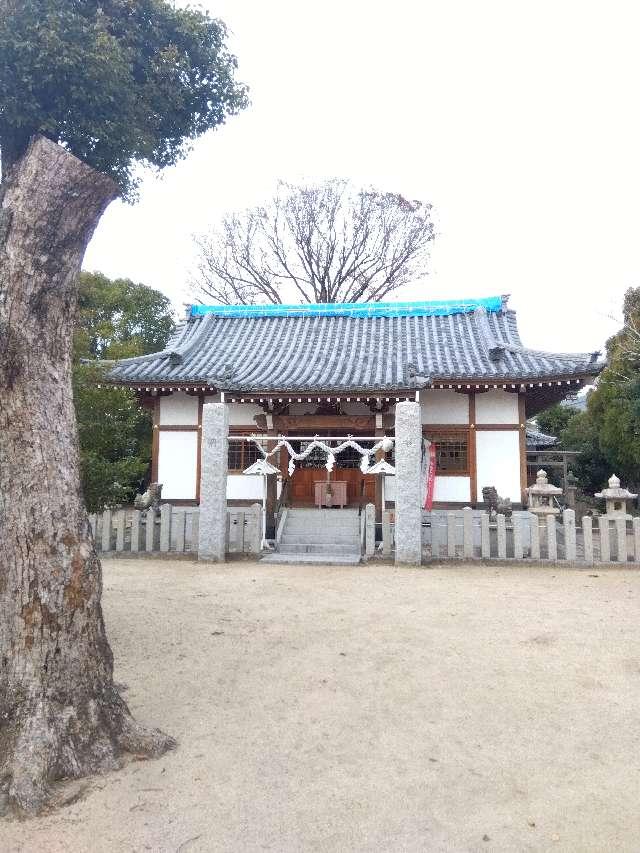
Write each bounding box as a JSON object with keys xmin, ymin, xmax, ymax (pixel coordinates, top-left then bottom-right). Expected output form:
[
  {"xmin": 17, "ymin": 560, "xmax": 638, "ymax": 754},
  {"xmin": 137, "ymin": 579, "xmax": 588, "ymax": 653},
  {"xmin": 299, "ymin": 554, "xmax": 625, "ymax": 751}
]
[
  {"xmin": 558, "ymin": 410, "xmax": 610, "ymax": 495},
  {"xmin": 548, "ymin": 287, "xmax": 640, "ymax": 495},
  {"xmin": 74, "ymin": 271, "xmax": 175, "ymax": 359},
  {"xmin": 0, "ymin": 0, "xmax": 248, "ymax": 193},
  {"xmin": 74, "ymin": 363, "xmax": 152, "ymax": 512},
  {"xmin": 536, "ymin": 403, "xmax": 578, "ymax": 439},
  {"xmin": 73, "ymin": 272, "xmax": 175, "ymax": 510}
]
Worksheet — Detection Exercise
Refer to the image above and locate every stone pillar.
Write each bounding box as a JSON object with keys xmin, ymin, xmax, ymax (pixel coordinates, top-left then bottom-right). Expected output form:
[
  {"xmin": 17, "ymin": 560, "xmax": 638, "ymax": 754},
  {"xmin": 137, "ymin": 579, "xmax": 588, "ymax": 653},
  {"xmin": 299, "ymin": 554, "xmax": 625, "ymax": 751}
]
[
  {"xmin": 365, "ymin": 502, "xmax": 376, "ymax": 558},
  {"xmin": 394, "ymin": 401, "xmax": 422, "ymax": 565},
  {"xmin": 382, "ymin": 510, "xmax": 393, "ymax": 558},
  {"xmin": 198, "ymin": 403, "xmax": 229, "ymax": 561}
]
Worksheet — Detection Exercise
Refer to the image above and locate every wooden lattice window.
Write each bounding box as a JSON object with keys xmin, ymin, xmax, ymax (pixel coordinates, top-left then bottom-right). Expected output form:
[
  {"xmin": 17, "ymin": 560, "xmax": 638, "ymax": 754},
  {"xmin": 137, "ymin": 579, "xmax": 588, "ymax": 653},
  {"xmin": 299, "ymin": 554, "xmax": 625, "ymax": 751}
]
[
  {"xmin": 227, "ymin": 439, "xmax": 262, "ymax": 472},
  {"xmin": 426, "ymin": 431, "xmax": 469, "ymax": 474}
]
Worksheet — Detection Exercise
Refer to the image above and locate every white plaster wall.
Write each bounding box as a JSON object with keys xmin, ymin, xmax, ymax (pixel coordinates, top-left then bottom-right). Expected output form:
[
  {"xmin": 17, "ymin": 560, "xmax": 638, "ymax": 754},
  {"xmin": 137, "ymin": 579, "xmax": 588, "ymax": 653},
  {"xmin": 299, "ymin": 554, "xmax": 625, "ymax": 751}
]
[
  {"xmin": 159, "ymin": 392, "xmax": 198, "ymax": 426},
  {"xmin": 202, "ymin": 398, "xmax": 262, "ymax": 425},
  {"xmin": 158, "ymin": 431, "xmax": 198, "ymax": 499},
  {"xmin": 227, "ymin": 402, "xmax": 263, "ymax": 426},
  {"xmin": 434, "ymin": 476, "xmax": 471, "ymax": 503},
  {"xmin": 384, "ymin": 475, "xmax": 470, "ymax": 504},
  {"xmin": 474, "ymin": 389, "xmax": 519, "ymax": 424},
  {"xmin": 421, "ymin": 390, "xmax": 469, "ymax": 424},
  {"xmin": 475, "ymin": 430, "xmax": 522, "ymax": 503}
]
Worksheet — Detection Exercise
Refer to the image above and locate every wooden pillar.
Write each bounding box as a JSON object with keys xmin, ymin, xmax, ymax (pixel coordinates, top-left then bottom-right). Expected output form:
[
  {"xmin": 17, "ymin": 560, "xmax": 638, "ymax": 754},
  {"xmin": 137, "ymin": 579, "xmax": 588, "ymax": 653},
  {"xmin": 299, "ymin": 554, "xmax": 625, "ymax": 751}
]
[
  {"xmin": 151, "ymin": 395, "xmax": 160, "ymax": 483},
  {"xmin": 518, "ymin": 394, "xmax": 527, "ymax": 507},
  {"xmin": 279, "ymin": 435, "xmax": 290, "ymax": 508},
  {"xmin": 265, "ymin": 418, "xmax": 278, "ymax": 537},
  {"xmin": 469, "ymin": 393, "xmax": 477, "ymax": 506},
  {"xmin": 374, "ymin": 412, "xmax": 384, "ymax": 523},
  {"xmin": 196, "ymin": 393, "xmax": 203, "ymax": 503}
]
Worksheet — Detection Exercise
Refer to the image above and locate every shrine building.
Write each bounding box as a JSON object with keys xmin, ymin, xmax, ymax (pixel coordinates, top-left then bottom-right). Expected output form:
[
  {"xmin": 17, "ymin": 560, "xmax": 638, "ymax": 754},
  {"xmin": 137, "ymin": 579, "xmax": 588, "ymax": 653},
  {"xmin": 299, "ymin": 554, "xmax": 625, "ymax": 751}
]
[{"xmin": 107, "ymin": 296, "xmax": 604, "ymax": 513}]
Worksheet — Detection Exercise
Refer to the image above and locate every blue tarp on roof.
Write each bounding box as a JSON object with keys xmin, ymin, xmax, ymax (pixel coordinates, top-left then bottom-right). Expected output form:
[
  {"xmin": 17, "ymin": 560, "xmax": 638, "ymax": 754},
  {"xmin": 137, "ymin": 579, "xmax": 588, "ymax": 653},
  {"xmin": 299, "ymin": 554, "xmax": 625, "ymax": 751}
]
[{"xmin": 190, "ymin": 296, "xmax": 504, "ymax": 320}]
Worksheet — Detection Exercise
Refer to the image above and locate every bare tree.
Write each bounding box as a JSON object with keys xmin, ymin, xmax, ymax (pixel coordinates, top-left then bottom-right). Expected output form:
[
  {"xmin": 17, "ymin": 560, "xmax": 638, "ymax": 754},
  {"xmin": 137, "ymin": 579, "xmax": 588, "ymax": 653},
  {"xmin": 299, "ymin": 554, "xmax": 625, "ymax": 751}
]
[{"xmin": 194, "ymin": 179, "xmax": 435, "ymax": 304}]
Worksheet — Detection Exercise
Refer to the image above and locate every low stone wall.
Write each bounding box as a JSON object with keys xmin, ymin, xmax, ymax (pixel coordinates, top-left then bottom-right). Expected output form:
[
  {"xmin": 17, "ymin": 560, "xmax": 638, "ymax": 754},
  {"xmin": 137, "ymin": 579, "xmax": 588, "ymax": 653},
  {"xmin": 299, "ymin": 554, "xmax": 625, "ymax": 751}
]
[
  {"xmin": 89, "ymin": 504, "xmax": 261, "ymax": 557},
  {"xmin": 382, "ymin": 508, "xmax": 640, "ymax": 565}
]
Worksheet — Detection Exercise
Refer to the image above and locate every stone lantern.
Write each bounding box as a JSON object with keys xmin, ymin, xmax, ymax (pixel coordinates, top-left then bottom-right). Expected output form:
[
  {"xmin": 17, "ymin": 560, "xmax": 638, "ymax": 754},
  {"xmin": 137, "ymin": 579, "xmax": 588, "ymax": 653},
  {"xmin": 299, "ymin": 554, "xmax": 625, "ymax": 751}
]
[
  {"xmin": 527, "ymin": 469, "xmax": 563, "ymax": 516},
  {"xmin": 594, "ymin": 475, "xmax": 638, "ymax": 519}
]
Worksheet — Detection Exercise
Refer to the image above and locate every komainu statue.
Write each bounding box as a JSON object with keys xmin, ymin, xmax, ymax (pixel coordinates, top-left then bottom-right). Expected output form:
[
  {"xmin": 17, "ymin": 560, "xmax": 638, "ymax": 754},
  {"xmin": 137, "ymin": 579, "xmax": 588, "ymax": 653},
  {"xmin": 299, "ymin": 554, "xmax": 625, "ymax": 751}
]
[
  {"xmin": 482, "ymin": 486, "xmax": 512, "ymax": 518},
  {"xmin": 134, "ymin": 482, "xmax": 163, "ymax": 511}
]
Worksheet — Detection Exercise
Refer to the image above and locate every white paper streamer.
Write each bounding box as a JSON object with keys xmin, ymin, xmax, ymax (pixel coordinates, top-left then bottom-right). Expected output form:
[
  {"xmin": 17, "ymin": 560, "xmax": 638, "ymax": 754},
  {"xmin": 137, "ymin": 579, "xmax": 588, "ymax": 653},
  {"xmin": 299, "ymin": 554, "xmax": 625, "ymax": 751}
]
[{"xmin": 251, "ymin": 437, "xmax": 394, "ymax": 464}]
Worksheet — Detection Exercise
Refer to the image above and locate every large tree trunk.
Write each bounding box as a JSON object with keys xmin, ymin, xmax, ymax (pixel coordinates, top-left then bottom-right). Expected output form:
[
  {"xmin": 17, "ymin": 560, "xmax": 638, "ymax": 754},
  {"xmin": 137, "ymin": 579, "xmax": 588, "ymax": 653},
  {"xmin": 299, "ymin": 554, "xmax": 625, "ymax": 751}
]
[{"xmin": 0, "ymin": 137, "xmax": 175, "ymax": 817}]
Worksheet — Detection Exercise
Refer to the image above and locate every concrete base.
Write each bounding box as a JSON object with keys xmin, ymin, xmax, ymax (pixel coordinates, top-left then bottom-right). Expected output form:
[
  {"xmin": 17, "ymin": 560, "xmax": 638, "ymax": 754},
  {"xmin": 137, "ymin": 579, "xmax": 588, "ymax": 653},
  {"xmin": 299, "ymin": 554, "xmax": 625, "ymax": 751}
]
[{"xmin": 260, "ymin": 553, "xmax": 362, "ymax": 566}]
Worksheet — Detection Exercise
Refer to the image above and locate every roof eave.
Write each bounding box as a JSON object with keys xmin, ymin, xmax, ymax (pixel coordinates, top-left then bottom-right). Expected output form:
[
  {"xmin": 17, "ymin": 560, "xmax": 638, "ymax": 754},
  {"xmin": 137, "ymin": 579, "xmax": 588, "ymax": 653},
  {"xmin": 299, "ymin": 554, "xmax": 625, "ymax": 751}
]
[{"xmin": 106, "ymin": 367, "xmax": 602, "ymax": 395}]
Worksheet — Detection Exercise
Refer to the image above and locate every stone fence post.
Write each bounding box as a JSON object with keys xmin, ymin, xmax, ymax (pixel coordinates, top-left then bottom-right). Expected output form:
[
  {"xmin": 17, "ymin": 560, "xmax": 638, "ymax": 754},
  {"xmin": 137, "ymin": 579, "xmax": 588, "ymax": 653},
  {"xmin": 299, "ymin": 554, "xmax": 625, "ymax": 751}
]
[
  {"xmin": 394, "ymin": 401, "xmax": 422, "ymax": 565},
  {"xmin": 365, "ymin": 502, "xmax": 376, "ymax": 558},
  {"xmin": 198, "ymin": 403, "xmax": 229, "ymax": 561}
]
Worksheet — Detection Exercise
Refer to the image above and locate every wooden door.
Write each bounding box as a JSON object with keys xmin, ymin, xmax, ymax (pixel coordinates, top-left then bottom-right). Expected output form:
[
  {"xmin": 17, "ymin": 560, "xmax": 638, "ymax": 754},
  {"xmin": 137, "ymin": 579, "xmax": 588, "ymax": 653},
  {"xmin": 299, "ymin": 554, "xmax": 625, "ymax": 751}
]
[
  {"xmin": 290, "ymin": 467, "xmax": 375, "ymax": 505},
  {"xmin": 280, "ymin": 422, "xmax": 378, "ymax": 506},
  {"xmin": 290, "ymin": 468, "xmax": 322, "ymax": 504}
]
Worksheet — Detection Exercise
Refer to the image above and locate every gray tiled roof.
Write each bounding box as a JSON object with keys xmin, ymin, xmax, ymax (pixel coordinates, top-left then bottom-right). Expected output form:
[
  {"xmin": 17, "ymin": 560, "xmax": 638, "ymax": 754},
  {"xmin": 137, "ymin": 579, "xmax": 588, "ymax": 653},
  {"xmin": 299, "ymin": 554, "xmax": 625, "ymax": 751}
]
[
  {"xmin": 525, "ymin": 427, "xmax": 559, "ymax": 448},
  {"xmin": 107, "ymin": 304, "xmax": 604, "ymax": 392}
]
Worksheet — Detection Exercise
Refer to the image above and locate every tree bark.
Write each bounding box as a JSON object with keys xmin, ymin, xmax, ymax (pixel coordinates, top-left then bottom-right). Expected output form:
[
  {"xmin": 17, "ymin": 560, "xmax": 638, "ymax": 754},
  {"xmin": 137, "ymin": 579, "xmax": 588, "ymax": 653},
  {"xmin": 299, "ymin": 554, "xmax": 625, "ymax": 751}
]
[{"xmin": 0, "ymin": 137, "xmax": 175, "ymax": 817}]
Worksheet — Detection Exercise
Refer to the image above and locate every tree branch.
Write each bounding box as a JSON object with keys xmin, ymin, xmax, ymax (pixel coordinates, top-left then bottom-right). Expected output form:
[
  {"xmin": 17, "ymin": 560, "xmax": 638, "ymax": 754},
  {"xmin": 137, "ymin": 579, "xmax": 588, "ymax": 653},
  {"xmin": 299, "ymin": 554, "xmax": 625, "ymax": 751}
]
[{"xmin": 193, "ymin": 179, "xmax": 434, "ymax": 305}]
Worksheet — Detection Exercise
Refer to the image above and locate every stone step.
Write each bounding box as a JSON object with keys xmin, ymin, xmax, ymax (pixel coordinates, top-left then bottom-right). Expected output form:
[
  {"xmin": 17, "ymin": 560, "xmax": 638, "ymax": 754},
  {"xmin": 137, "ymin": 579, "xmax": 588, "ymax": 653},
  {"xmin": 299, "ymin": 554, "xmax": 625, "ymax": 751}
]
[
  {"xmin": 260, "ymin": 553, "xmax": 362, "ymax": 566},
  {"xmin": 285, "ymin": 509, "xmax": 360, "ymax": 518},
  {"xmin": 284, "ymin": 521, "xmax": 359, "ymax": 532},
  {"xmin": 281, "ymin": 533, "xmax": 359, "ymax": 545},
  {"xmin": 284, "ymin": 516, "xmax": 360, "ymax": 527},
  {"xmin": 282, "ymin": 526, "xmax": 359, "ymax": 536},
  {"xmin": 278, "ymin": 543, "xmax": 361, "ymax": 555},
  {"xmin": 284, "ymin": 518, "xmax": 359, "ymax": 529}
]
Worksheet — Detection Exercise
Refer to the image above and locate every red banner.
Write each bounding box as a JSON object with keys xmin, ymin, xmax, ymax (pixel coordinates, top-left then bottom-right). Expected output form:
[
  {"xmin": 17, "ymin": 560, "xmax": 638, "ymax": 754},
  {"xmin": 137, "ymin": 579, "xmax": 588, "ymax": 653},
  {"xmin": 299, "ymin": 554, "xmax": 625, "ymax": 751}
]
[{"xmin": 424, "ymin": 442, "xmax": 436, "ymax": 510}]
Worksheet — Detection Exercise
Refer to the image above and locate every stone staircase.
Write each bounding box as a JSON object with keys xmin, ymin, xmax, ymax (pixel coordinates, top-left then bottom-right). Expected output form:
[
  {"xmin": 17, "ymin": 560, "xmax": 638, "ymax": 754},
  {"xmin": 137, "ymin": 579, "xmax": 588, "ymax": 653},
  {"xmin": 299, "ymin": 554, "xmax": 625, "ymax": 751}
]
[{"xmin": 261, "ymin": 507, "xmax": 362, "ymax": 565}]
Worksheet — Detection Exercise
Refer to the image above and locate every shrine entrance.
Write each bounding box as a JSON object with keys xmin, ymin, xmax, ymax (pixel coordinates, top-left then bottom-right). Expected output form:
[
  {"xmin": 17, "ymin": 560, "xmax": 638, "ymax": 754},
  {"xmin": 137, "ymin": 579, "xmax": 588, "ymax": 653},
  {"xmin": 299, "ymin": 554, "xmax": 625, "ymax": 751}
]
[
  {"xmin": 286, "ymin": 434, "xmax": 376, "ymax": 506},
  {"xmin": 273, "ymin": 416, "xmax": 378, "ymax": 507}
]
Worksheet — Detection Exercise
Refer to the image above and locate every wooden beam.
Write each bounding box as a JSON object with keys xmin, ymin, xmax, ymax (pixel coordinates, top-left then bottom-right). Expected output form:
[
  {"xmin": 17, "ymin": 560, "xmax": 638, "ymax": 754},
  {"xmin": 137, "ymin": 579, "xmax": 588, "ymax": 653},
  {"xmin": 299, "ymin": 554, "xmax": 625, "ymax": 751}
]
[
  {"xmin": 274, "ymin": 415, "xmax": 375, "ymax": 432},
  {"xmin": 421, "ymin": 424, "xmax": 470, "ymax": 432},
  {"xmin": 518, "ymin": 394, "xmax": 527, "ymax": 505},
  {"xmin": 196, "ymin": 394, "xmax": 203, "ymax": 504},
  {"xmin": 155, "ymin": 425, "xmax": 200, "ymax": 432},
  {"xmin": 151, "ymin": 397, "xmax": 160, "ymax": 483},
  {"xmin": 469, "ymin": 393, "xmax": 477, "ymax": 506},
  {"xmin": 474, "ymin": 424, "xmax": 521, "ymax": 431},
  {"xmin": 374, "ymin": 414, "xmax": 385, "ymax": 523}
]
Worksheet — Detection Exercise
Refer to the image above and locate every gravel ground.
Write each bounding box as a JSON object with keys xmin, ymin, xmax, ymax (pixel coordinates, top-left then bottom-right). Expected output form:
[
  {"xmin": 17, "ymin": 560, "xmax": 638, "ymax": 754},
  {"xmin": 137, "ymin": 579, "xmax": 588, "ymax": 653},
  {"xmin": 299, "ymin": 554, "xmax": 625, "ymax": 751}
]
[{"xmin": 5, "ymin": 559, "xmax": 640, "ymax": 853}]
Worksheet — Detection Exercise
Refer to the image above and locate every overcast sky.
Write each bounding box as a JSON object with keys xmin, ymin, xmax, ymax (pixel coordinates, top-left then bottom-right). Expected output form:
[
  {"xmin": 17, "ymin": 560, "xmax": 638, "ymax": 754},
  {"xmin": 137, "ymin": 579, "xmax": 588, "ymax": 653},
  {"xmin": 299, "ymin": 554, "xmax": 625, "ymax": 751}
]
[{"xmin": 84, "ymin": 0, "xmax": 640, "ymax": 354}]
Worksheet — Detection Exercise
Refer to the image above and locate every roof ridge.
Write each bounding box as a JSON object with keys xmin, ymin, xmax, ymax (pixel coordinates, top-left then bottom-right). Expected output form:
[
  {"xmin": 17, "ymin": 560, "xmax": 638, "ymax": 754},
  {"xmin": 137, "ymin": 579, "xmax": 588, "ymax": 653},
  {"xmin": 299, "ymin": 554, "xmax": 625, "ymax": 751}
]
[{"xmin": 189, "ymin": 295, "xmax": 507, "ymax": 320}]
